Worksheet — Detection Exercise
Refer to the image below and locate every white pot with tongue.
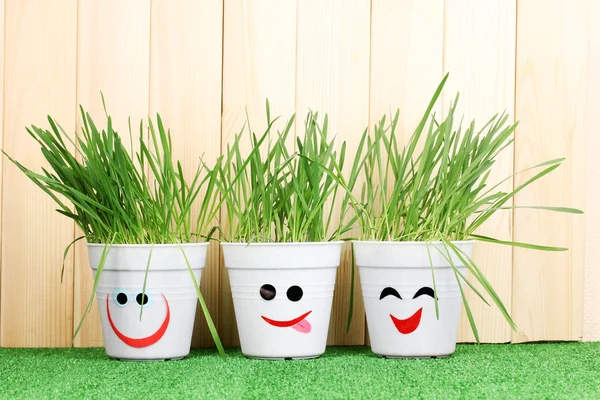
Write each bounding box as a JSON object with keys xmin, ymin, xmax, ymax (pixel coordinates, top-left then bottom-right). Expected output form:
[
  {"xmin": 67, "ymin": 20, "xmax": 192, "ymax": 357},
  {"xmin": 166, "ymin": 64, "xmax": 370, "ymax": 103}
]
[{"xmin": 222, "ymin": 242, "xmax": 342, "ymax": 360}]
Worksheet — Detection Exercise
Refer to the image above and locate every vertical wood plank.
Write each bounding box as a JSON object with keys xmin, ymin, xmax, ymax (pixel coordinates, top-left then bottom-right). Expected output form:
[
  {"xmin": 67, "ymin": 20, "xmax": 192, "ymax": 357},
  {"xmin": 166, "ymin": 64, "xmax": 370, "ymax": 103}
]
[
  {"xmin": 74, "ymin": 0, "xmax": 151, "ymax": 347},
  {"xmin": 296, "ymin": 0, "xmax": 370, "ymax": 345},
  {"xmin": 444, "ymin": 0, "xmax": 516, "ymax": 343},
  {"xmin": 369, "ymin": 0, "xmax": 444, "ymax": 345},
  {"xmin": 370, "ymin": 0, "xmax": 444, "ymax": 143},
  {"xmin": 150, "ymin": 0, "xmax": 223, "ymax": 348},
  {"xmin": 1, "ymin": 0, "xmax": 77, "ymax": 347},
  {"xmin": 221, "ymin": 0, "xmax": 297, "ymax": 347},
  {"xmin": 0, "ymin": 0, "xmax": 5, "ymax": 339},
  {"xmin": 513, "ymin": 0, "xmax": 587, "ymax": 342},
  {"xmin": 584, "ymin": 0, "xmax": 600, "ymax": 342}
]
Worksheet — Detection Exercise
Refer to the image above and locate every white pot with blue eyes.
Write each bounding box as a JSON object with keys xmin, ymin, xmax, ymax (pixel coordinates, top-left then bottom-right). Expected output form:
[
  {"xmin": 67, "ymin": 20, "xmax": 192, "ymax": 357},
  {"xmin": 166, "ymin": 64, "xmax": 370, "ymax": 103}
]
[
  {"xmin": 353, "ymin": 241, "xmax": 473, "ymax": 358},
  {"xmin": 222, "ymin": 242, "xmax": 343, "ymax": 360},
  {"xmin": 87, "ymin": 243, "xmax": 208, "ymax": 361}
]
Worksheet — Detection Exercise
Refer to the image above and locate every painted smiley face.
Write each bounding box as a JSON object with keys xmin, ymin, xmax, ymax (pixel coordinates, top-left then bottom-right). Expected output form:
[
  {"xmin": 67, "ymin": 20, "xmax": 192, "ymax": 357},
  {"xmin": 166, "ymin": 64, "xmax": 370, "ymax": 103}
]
[
  {"xmin": 259, "ymin": 284, "xmax": 312, "ymax": 334},
  {"xmin": 379, "ymin": 286, "xmax": 435, "ymax": 334},
  {"xmin": 106, "ymin": 288, "xmax": 170, "ymax": 348}
]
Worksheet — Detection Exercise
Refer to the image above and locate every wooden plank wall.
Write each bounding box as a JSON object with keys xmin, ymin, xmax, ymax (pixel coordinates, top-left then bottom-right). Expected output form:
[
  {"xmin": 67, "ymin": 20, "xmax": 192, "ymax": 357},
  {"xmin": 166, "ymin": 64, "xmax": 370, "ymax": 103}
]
[
  {"xmin": 584, "ymin": 0, "xmax": 600, "ymax": 342},
  {"xmin": 221, "ymin": 0, "xmax": 298, "ymax": 347},
  {"xmin": 149, "ymin": 0, "xmax": 223, "ymax": 348},
  {"xmin": 73, "ymin": 0, "xmax": 152, "ymax": 348},
  {"xmin": 368, "ymin": 0, "xmax": 444, "ymax": 345},
  {"xmin": 0, "ymin": 0, "xmax": 597, "ymax": 347},
  {"xmin": 0, "ymin": 0, "xmax": 4, "ymax": 345},
  {"xmin": 444, "ymin": 0, "xmax": 516, "ymax": 343},
  {"xmin": 1, "ymin": 0, "xmax": 77, "ymax": 347},
  {"xmin": 512, "ymin": 0, "xmax": 592, "ymax": 342},
  {"xmin": 295, "ymin": 0, "xmax": 370, "ymax": 346}
]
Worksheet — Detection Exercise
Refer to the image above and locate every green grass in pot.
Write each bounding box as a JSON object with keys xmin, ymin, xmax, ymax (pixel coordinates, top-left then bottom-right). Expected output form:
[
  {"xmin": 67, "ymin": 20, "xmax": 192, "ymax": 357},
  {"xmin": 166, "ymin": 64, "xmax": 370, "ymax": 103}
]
[
  {"xmin": 214, "ymin": 101, "xmax": 353, "ymax": 243},
  {"xmin": 324, "ymin": 74, "xmax": 583, "ymax": 339},
  {"xmin": 2, "ymin": 98, "xmax": 224, "ymax": 355}
]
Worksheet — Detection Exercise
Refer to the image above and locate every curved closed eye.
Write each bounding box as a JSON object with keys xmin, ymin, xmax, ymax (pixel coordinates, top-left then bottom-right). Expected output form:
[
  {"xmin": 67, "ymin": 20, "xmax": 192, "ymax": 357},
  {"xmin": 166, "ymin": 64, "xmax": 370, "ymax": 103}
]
[
  {"xmin": 379, "ymin": 287, "xmax": 402, "ymax": 300},
  {"xmin": 413, "ymin": 286, "xmax": 435, "ymax": 299}
]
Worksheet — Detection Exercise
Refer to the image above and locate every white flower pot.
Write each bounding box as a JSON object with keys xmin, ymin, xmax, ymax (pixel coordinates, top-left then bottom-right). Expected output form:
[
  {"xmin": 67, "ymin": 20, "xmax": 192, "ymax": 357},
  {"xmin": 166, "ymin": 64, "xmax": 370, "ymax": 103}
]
[
  {"xmin": 88, "ymin": 243, "xmax": 208, "ymax": 361},
  {"xmin": 353, "ymin": 240, "xmax": 473, "ymax": 358},
  {"xmin": 222, "ymin": 242, "xmax": 342, "ymax": 359}
]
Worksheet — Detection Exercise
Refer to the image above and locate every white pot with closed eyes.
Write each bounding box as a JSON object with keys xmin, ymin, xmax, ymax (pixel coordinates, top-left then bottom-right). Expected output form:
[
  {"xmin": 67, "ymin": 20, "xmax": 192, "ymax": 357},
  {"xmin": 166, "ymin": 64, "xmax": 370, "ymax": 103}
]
[
  {"xmin": 88, "ymin": 243, "xmax": 207, "ymax": 361},
  {"xmin": 222, "ymin": 242, "xmax": 342, "ymax": 360},
  {"xmin": 353, "ymin": 241, "xmax": 473, "ymax": 358}
]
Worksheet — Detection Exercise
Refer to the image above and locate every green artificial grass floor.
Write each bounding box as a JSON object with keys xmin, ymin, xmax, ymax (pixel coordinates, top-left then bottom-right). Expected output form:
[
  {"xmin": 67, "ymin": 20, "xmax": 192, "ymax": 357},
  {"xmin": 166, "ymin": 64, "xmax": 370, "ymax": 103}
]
[{"xmin": 0, "ymin": 343, "xmax": 599, "ymax": 399}]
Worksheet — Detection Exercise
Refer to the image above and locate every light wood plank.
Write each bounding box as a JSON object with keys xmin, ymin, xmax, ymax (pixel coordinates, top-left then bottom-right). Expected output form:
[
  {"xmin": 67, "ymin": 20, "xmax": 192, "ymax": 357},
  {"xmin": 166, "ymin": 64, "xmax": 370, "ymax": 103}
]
[
  {"xmin": 0, "ymin": 0, "xmax": 596, "ymax": 349},
  {"xmin": 0, "ymin": 0, "xmax": 5, "ymax": 339},
  {"xmin": 296, "ymin": 0, "xmax": 370, "ymax": 345},
  {"xmin": 370, "ymin": 0, "xmax": 444, "ymax": 143},
  {"xmin": 369, "ymin": 0, "xmax": 444, "ymax": 345},
  {"xmin": 583, "ymin": 0, "xmax": 600, "ymax": 341},
  {"xmin": 74, "ymin": 0, "xmax": 151, "ymax": 347},
  {"xmin": 221, "ymin": 0, "xmax": 297, "ymax": 347},
  {"xmin": 444, "ymin": 0, "xmax": 516, "ymax": 343},
  {"xmin": 513, "ymin": 0, "xmax": 587, "ymax": 342},
  {"xmin": 150, "ymin": 0, "xmax": 223, "ymax": 348},
  {"xmin": 1, "ymin": 0, "xmax": 77, "ymax": 347}
]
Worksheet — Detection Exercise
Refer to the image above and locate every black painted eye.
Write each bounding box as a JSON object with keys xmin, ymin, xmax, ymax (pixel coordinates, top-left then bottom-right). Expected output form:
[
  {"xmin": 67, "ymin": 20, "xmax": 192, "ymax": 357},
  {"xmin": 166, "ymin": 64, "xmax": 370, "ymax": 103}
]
[
  {"xmin": 117, "ymin": 293, "xmax": 128, "ymax": 305},
  {"xmin": 260, "ymin": 284, "xmax": 276, "ymax": 300},
  {"xmin": 112, "ymin": 288, "xmax": 129, "ymax": 307},
  {"xmin": 379, "ymin": 287, "xmax": 402, "ymax": 300},
  {"xmin": 286, "ymin": 286, "xmax": 303, "ymax": 302},
  {"xmin": 133, "ymin": 291, "xmax": 153, "ymax": 307},
  {"xmin": 136, "ymin": 292, "xmax": 149, "ymax": 306},
  {"xmin": 413, "ymin": 287, "xmax": 435, "ymax": 299}
]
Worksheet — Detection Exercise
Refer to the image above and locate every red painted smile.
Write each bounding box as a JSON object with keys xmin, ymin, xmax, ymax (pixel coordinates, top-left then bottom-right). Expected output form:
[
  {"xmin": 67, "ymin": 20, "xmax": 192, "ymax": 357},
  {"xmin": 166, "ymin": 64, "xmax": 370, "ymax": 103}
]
[
  {"xmin": 106, "ymin": 293, "xmax": 170, "ymax": 348},
  {"xmin": 390, "ymin": 308, "xmax": 422, "ymax": 334},
  {"xmin": 262, "ymin": 310, "xmax": 313, "ymax": 334}
]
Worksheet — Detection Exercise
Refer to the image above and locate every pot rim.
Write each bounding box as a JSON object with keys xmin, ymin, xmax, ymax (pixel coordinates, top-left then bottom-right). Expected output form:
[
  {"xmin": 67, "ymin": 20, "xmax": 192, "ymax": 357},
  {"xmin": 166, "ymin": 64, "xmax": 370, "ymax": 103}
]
[
  {"xmin": 87, "ymin": 242, "xmax": 210, "ymax": 248},
  {"xmin": 221, "ymin": 241, "xmax": 344, "ymax": 247},
  {"xmin": 352, "ymin": 240, "xmax": 474, "ymax": 245}
]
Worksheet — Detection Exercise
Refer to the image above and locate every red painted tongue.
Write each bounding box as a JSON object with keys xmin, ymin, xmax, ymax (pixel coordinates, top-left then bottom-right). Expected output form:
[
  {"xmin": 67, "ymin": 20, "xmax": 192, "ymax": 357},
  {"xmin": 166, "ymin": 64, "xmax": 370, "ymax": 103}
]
[{"xmin": 291, "ymin": 318, "xmax": 312, "ymax": 333}]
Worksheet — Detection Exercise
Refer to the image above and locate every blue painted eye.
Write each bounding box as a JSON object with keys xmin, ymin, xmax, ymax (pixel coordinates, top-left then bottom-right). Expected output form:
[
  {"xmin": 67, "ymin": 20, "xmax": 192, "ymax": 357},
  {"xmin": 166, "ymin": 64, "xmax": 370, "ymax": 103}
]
[
  {"xmin": 112, "ymin": 288, "xmax": 129, "ymax": 307},
  {"xmin": 134, "ymin": 290, "xmax": 153, "ymax": 307}
]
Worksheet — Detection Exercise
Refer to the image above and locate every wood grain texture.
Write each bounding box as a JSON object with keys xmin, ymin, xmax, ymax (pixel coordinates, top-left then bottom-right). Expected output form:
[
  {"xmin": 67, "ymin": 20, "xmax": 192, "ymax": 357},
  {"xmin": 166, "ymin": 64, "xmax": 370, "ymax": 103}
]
[
  {"xmin": 0, "ymin": 0, "xmax": 597, "ymax": 347},
  {"xmin": 296, "ymin": 0, "xmax": 370, "ymax": 345},
  {"xmin": 513, "ymin": 0, "xmax": 587, "ymax": 342},
  {"xmin": 221, "ymin": 0, "xmax": 297, "ymax": 347},
  {"xmin": 583, "ymin": 0, "xmax": 600, "ymax": 341},
  {"xmin": 0, "ymin": 0, "xmax": 5, "ymax": 339},
  {"xmin": 0, "ymin": 0, "xmax": 77, "ymax": 347},
  {"xmin": 149, "ymin": 0, "xmax": 223, "ymax": 348},
  {"xmin": 73, "ymin": 0, "xmax": 151, "ymax": 347},
  {"xmin": 444, "ymin": 0, "xmax": 516, "ymax": 343},
  {"xmin": 370, "ymin": 0, "xmax": 444, "ymax": 142},
  {"xmin": 368, "ymin": 0, "xmax": 444, "ymax": 345}
]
